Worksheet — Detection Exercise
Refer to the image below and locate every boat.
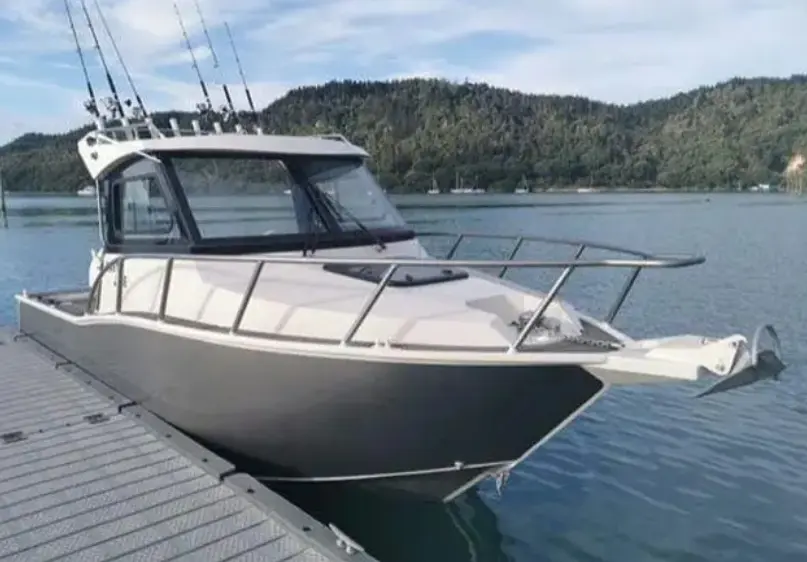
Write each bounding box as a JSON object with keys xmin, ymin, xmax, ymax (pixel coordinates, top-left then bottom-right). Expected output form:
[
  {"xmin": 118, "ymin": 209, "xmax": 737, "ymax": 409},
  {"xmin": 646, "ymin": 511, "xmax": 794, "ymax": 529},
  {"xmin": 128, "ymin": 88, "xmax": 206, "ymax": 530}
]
[
  {"xmin": 77, "ymin": 184, "xmax": 96, "ymax": 196},
  {"xmin": 427, "ymin": 176, "xmax": 440, "ymax": 195},
  {"xmin": 514, "ymin": 175, "xmax": 530, "ymax": 194},
  {"xmin": 16, "ymin": 118, "xmax": 788, "ymax": 502},
  {"xmin": 449, "ymin": 187, "xmax": 485, "ymax": 194},
  {"xmin": 449, "ymin": 171, "xmax": 485, "ymax": 194},
  {"xmin": 18, "ymin": 4, "xmax": 787, "ymax": 504}
]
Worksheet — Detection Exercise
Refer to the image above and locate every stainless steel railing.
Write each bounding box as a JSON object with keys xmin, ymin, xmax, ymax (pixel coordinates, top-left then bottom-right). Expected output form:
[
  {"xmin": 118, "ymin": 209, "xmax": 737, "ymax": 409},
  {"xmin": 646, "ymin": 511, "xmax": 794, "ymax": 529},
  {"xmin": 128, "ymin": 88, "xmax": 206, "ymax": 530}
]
[
  {"xmin": 417, "ymin": 231, "xmax": 656, "ymax": 325},
  {"xmin": 85, "ymin": 231, "xmax": 704, "ymax": 353}
]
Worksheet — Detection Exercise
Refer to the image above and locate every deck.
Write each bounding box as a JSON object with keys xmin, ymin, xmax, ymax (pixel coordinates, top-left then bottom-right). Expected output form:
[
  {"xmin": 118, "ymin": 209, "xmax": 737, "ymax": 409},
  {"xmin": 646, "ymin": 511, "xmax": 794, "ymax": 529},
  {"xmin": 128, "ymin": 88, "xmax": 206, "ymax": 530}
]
[{"xmin": 0, "ymin": 328, "xmax": 376, "ymax": 562}]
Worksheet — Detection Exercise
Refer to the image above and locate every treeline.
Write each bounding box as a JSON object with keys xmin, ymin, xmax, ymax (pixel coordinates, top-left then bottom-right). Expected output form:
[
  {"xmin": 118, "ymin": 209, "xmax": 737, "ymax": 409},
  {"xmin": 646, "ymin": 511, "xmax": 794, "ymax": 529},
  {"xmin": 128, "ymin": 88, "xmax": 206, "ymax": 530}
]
[{"xmin": 4, "ymin": 76, "xmax": 807, "ymax": 193}]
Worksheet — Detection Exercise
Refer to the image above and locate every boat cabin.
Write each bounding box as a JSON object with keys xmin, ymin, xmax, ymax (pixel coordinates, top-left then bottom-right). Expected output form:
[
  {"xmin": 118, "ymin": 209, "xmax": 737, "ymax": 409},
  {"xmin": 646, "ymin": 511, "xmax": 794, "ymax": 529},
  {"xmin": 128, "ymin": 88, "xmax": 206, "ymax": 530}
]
[{"xmin": 78, "ymin": 131, "xmax": 416, "ymax": 256}]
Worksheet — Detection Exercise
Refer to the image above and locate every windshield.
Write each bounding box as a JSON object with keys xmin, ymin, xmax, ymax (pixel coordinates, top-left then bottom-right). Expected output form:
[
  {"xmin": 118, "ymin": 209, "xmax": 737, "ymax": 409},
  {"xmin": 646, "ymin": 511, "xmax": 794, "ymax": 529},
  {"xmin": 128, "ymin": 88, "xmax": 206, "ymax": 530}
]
[
  {"xmin": 164, "ymin": 153, "xmax": 408, "ymax": 239},
  {"xmin": 299, "ymin": 158, "xmax": 406, "ymax": 232}
]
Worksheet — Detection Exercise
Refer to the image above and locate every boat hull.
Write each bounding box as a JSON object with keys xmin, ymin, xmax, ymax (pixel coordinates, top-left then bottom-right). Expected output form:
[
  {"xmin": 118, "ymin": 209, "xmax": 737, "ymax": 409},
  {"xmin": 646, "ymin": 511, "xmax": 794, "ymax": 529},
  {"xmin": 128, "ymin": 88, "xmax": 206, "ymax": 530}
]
[{"xmin": 18, "ymin": 298, "xmax": 605, "ymax": 502}]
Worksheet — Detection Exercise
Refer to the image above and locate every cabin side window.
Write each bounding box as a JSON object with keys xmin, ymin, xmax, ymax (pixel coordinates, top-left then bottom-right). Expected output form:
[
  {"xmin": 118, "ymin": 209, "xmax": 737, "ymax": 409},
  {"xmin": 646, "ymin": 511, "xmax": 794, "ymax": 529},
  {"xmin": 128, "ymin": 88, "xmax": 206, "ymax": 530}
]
[
  {"xmin": 168, "ymin": 155, "xmax": 327, "ymax": 238},
  {"xmin": 117, "ymin": 176, "xmax": 177, "ymax": 237},
  {"xmin": 106, "ymin": 158, "xmax": 184, "ymax": 244}
]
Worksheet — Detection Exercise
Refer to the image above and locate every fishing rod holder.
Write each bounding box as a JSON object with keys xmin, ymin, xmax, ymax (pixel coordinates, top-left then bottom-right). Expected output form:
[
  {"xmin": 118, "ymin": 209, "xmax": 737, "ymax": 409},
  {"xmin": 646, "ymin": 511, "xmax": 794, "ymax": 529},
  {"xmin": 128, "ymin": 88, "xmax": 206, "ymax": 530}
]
[
  {"xmin": 83, "ymin": 99, "xmax": 100, "ymax": 118},
  {"xmin": 102, "ymin": 97, "xmax": 118, "ymax": 116},
  {"xmin": 169, "ymin": 118, "xmax": 181, "ymax": 136}
]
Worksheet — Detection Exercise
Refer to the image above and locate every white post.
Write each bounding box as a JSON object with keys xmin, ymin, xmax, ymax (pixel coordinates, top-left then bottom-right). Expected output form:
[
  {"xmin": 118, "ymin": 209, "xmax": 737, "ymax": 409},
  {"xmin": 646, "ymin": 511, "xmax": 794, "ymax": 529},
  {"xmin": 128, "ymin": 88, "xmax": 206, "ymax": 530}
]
[{"xmin": 169, "ymin": 118, "xmax": 181, "ymax": 137}]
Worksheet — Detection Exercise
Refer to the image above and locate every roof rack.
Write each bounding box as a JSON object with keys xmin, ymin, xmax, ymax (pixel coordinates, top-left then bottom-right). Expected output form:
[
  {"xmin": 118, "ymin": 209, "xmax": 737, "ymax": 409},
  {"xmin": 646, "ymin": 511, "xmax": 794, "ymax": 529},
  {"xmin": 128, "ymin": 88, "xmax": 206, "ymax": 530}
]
[{"xmin": 88, "ymin": 121, "xmax": 357, "ymax": 146}]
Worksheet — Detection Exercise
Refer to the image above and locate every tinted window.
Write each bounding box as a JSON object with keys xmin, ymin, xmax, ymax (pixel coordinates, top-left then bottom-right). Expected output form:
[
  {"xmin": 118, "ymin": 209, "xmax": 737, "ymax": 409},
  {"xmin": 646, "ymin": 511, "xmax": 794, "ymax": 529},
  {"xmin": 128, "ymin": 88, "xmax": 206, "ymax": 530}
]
[
  {"xmin": 118, "ymin": 176, "xmax": 176, "ymax": 237},
  {"xmin": 169, "ymin": 155, "xmax": 326, "ymax": 238},
  {"xmin": 109, "ymin": 158, "xmax": 181, "ymax": 243},
  {"xmin": 300, "ymin": 159, "xmax": 407, "ymax": 232}
]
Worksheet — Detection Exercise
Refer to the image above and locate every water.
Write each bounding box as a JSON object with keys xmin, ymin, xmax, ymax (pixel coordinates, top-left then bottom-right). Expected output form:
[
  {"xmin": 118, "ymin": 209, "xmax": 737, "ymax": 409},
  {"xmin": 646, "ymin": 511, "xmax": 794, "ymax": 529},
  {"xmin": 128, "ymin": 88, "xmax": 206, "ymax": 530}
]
[{"xmin": 1, "ymin": 192, "xmax": 807, "ymax": 561}]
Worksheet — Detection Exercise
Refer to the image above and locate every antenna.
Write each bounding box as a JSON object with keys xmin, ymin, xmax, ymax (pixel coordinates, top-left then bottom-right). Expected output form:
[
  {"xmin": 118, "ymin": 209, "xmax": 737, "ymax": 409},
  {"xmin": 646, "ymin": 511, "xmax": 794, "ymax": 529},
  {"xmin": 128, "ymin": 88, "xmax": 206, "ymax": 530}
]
[
  {"xmin": 64, "ymin": 0, "xmax": 101, "ymax": 124},
  {"xmin": 224, "ymin": 21, "xmax": 263, "ymax": 133},
  {"xmin": 192, "ymin": 0, "xmax": 241, "ymax": 131},
  {"xmin": 79, "ymin": 0, "xmax": 127, "ymax": 121},
  {"xmin": 173, "ymin": 1, "xmax": 215, "ymax": 124},
  {"xmin": 91, "ymin": 0, "xmax": 147, "ymax": 120}
]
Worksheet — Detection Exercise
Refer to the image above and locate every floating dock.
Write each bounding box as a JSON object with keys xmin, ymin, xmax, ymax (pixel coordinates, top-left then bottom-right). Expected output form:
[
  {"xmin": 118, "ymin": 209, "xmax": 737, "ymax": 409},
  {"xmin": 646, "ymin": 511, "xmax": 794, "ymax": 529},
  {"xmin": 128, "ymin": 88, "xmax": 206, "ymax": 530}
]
[{"xmin": 0, "ymin": 328, "xmax": 376, "ymax": 562}]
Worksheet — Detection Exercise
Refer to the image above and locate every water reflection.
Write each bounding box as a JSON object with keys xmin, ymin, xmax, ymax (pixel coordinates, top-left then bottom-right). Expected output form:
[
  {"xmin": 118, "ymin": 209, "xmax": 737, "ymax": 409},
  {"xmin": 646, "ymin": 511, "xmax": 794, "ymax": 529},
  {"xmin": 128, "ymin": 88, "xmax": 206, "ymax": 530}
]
[{"xmin": 274, "ymin": 483, "xmax": 512, "ymax": 562}]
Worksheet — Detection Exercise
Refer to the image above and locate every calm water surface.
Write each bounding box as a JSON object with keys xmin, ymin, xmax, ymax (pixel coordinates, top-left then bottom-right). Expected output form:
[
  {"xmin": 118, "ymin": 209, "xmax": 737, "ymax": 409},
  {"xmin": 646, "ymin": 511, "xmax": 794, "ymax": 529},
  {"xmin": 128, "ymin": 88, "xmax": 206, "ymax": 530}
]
[{"xmin": 1, "ymin": 192, "xmax": 806, "ymax": 562}]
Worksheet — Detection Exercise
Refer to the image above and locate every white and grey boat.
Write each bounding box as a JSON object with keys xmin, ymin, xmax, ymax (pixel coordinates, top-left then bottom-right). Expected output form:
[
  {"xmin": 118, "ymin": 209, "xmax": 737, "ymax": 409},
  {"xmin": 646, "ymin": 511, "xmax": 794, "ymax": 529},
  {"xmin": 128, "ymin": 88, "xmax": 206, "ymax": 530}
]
[
  {"xmin": 16, "ymin": 119, "xmax": 787, "ymax": 503},
  {"xmin": 18, "ymin": 2, "xmax": 786, "ymax": 504}
]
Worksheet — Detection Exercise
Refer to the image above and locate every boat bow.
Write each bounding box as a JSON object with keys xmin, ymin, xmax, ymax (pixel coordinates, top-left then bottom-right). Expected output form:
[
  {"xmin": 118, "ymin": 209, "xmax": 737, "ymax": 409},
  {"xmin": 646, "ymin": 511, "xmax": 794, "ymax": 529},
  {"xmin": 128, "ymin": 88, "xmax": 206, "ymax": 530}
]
[{"xmin": 596, "ymin": 322, "xmax": 787, "ymax": 392}]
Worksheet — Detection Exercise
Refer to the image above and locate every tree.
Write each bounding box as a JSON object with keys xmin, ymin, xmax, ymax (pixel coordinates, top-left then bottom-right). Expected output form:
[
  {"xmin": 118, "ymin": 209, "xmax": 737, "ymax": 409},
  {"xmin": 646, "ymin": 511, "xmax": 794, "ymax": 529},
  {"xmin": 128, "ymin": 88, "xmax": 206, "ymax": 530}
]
[{"xmin": 5, "ymin": 75, "xmax": 807, "ymax": 192}]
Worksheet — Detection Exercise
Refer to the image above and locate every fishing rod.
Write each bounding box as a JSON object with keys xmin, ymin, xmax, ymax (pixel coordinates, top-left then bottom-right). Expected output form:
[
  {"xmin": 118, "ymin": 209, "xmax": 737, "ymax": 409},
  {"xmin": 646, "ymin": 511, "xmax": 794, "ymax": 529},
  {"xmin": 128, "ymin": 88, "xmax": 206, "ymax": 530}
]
[
  {"xmin": 192, "ymin": 0, "xmax": 240, "ymax": 128},
  {"xmin": 173, "ymin": 1, "xmax": 215, "ymax": 121},
  {"xmin": 79, "ymin": 0, "xmax": 126, "ymax": 120},
  {"xmin": 91, "ymin": 0, "xmax": 147, "ymax": 120},
  {"xmin": 64, "ymin": 0, "xmax": 100, "ymax": 121},
  {"xmin": 224, "ymin": 21, "xmax": 263, "ymax": 133}
]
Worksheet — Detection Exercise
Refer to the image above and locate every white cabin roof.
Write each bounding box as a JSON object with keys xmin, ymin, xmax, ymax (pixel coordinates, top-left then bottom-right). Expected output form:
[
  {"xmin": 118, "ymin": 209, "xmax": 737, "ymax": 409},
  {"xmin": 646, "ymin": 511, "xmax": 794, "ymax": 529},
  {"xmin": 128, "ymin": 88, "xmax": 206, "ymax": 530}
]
[{"xmin": 77, "ymin": 129, "xmax": 370, "ymax": 180}]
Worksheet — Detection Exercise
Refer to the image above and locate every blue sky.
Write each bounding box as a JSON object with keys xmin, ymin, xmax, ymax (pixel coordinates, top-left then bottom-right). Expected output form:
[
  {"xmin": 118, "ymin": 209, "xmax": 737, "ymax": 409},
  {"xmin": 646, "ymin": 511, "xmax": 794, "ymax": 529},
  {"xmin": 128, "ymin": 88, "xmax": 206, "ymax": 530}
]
[{"xmin": 0, "ymin": 0, "xmax": 806, "ymax": 143}]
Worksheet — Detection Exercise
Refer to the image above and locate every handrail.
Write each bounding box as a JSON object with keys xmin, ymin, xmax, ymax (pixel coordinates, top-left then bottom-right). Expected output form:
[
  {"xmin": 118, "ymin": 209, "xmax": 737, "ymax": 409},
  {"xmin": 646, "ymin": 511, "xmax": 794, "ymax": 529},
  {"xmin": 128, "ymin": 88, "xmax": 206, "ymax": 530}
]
[
  {"xmin": 87, "ymin": 125, "xmax": 355, "ymax": 143},
  {"xmin": 85, "ymin": 232, "xmax": 705, "ymax": 353},
  {"xmin": 417, "ymin": 231, "xmax": 662, "ymax": 324},
  {"xmin": 417, "ymin": 230, "xmax": 654, "ymax": 259}
]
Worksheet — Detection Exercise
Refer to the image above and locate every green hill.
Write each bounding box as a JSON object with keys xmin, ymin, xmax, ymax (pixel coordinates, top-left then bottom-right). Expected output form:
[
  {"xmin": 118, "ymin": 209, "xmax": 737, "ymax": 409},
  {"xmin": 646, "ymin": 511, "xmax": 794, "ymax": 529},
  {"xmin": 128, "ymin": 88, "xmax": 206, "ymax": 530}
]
[{"xmin": 4, "ymin": 76, "xmax": 807, "ymax": 193}]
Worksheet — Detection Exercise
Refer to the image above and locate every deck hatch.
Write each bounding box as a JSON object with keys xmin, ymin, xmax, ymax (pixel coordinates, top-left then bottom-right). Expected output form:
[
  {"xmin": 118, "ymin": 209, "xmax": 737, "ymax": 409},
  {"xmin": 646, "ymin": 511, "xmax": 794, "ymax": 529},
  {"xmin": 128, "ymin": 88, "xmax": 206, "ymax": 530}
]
[{"xmin": 323, "ymin": 262, "xmax": 469, "ymax": 287}]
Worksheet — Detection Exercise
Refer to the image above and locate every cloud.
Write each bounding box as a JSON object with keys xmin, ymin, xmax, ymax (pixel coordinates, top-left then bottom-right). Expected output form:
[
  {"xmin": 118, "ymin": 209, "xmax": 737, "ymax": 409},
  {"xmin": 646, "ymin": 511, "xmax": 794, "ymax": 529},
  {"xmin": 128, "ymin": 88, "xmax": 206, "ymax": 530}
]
[{"xmin": 0, "ymin": 0, "xmax": 806, "ymax": 142}]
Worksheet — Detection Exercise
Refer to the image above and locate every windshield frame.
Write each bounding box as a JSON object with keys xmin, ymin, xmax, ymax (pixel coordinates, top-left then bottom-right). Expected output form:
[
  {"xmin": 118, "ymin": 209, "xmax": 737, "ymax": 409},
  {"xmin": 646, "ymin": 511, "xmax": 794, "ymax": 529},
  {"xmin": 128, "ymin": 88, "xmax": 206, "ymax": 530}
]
[{"xmin": 100, "ymin": 149, "xmax": 414, "ymax": 255}]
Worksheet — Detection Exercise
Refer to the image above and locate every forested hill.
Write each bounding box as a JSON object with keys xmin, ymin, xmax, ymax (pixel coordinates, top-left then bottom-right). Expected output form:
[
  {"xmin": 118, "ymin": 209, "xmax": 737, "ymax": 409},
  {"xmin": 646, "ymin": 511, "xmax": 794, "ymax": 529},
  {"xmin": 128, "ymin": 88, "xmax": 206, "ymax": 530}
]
[{"xmin": 4, "ymin": 76, "xmax": 807, "ymax": 193}]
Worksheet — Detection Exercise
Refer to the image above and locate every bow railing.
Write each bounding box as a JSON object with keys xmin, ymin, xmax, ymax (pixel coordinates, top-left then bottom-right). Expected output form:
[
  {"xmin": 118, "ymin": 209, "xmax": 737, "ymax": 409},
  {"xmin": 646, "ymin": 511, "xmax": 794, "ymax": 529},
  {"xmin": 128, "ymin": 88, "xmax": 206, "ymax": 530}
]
[{"xmin": 84, "ymin": 231, "xmax": 704, "ymax": 353}]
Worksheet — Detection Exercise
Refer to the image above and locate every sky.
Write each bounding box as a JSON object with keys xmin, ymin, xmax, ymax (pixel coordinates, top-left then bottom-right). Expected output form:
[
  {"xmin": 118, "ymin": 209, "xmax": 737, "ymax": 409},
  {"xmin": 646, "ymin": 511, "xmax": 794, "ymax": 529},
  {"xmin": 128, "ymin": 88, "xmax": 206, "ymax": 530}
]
[{"xmin": 0, "ymin": 0, "xmax": 806, "ymax": 143}]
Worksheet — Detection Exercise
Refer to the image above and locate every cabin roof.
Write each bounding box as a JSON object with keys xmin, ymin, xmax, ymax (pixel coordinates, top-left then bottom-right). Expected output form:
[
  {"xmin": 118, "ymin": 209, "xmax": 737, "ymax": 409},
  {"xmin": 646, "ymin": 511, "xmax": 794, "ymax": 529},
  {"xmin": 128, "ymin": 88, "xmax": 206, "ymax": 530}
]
[{"xmin": 77, "ymin": 129, "xmax": 370, "ymax": 180}]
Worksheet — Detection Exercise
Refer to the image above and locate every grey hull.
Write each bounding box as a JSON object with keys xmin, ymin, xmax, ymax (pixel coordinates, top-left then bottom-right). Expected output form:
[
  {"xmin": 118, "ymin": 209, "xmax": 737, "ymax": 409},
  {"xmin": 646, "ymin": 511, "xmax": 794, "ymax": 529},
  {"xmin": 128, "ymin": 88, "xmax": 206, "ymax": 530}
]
[{"xmin": 19, "ymin": 299, "xmax": 604, "ymax": 501}]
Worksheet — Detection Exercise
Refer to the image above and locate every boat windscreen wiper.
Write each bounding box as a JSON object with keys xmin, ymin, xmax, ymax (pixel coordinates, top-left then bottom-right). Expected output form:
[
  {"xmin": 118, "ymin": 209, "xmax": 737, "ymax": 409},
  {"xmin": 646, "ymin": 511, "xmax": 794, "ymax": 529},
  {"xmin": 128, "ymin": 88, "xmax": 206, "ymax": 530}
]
[{"xmin": 317, "ymin": 189, "xmax": 386, "ymax": 251}]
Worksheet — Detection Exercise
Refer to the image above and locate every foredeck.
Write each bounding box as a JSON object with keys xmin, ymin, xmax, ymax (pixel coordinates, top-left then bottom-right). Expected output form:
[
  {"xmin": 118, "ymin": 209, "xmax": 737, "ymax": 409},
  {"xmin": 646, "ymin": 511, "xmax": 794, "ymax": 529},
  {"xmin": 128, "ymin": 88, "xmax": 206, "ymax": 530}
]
[{"xmin": 0, "ymin": 328, "xmax": 375, "ymax": 562}]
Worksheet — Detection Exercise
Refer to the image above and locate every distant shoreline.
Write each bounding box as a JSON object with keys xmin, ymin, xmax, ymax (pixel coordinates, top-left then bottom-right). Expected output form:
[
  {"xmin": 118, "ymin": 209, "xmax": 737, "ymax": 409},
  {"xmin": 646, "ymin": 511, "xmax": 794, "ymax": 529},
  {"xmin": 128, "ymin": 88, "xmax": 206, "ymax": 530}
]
[{"xmin": 2, "ymin": 187, "xmax": 785, "ymax": 197}]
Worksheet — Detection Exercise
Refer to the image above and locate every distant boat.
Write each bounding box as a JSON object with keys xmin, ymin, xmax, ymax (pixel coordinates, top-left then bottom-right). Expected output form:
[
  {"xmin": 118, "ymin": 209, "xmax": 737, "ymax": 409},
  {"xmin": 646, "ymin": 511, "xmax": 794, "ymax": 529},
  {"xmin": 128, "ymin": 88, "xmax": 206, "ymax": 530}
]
[
  {"xmin": 77, "ymin": 184, "xmax": 96, "ymax": 197},
  {"xmin": 427, "ymin": 176, "xmax": 439, "ymax": 195},
  {"xmin": 449, "ymin": 171, "xmax": 464, "ymax": 194},
  {"xmin": 449, "ymin": 172, "xmax": 485, "ymax": 194},
  {"xmin": 514, "ymin": 176, "xmax": 530, "ymax": 194}
]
